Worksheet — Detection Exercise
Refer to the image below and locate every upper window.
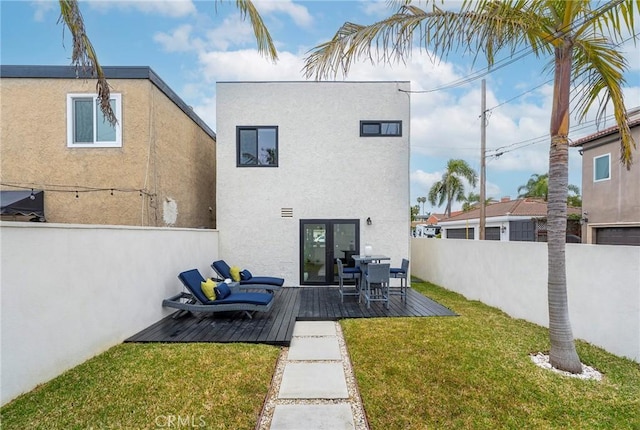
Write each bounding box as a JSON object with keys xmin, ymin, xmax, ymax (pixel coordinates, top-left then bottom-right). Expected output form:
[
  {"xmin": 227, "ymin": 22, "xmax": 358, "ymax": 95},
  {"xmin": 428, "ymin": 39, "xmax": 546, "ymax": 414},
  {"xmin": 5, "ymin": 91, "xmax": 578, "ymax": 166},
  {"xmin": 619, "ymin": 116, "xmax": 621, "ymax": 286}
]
[
  {"xmin": 67, "ymin": 94, "xmax": 122, "ymax": 148},
  {"xmin": 237, "ymin": 126, "xmax": 278, "ymax": 167},
  {"xmin": 360, "ymin": 121, "xmax": 402, "ymax": 137},
  {"xmin": 594, "ymin": 153, "xmax": 610, "ymax": 182}
]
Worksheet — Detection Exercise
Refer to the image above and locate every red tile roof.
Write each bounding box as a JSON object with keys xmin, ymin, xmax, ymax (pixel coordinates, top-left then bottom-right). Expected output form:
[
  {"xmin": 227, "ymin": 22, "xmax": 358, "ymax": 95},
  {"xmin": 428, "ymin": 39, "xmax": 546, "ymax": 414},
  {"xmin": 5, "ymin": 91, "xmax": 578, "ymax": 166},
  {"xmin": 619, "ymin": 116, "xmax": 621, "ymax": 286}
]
[
  {"xmin": 571, "ymin": 116, "xmax": 640, "ymax": 147},
  {"xmin": 442, "ymin": 198, "xmax": 580, "ymax": 221}
]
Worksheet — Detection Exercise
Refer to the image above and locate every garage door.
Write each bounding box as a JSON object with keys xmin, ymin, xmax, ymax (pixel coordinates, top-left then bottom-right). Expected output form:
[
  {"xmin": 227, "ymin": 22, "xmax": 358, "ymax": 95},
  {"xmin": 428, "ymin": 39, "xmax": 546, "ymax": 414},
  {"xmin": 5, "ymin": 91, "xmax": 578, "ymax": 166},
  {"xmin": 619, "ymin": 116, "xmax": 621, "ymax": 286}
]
[
  {"xmin": 595, "ymin": 227, "xmax": 640, "ymax": 246},
  {"xmin": 447, "ymin": 228, "xmax": 474, "ymax": 239}
]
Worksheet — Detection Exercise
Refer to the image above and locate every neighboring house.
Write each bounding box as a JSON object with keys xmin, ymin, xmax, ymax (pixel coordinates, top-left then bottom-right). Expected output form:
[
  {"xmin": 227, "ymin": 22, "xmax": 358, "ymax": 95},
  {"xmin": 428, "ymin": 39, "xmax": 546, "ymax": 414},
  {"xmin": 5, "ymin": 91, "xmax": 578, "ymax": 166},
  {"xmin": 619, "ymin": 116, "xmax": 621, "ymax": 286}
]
[
  {"xmin": 438, "ymin": 197, "xmax": 581, "ymax": 241},
  {"xmin": 0, "ymin": 65, "xmax": 216, "ymax": 228},
  {"xmin": 571, "ymin": 108, "xmax": 640, "ymax": 245},
  {"xmin": 216, "ymin": 81, "xmax": 411, "ymax": 285}
]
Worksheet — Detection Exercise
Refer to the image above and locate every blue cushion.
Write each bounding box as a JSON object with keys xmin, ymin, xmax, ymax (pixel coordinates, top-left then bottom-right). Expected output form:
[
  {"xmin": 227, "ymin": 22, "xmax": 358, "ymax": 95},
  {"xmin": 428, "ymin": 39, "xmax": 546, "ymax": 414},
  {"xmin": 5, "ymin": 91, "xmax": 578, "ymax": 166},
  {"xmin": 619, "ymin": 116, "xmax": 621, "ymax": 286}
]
[
  {"xmin": 212, "ymin": 260, "xmax": 232, "ymax": 279},
  {"xmin": 240, "ymin": 269, "xmax": 253, "ymax": 280},
  {"xmin": 390, "ymin": 268, "xmax": 406, "ymax": 274},
  {"xmin": 343, "ymin": 267, "xmax": 360, "ymax": 274},
  {"xmin": 215, "ymin": 282, "xmax": 231, "ymax": 300},
  {"xmin": 239, "ymin": 276, "xmax": 284, "ymax": 287},
  {"xmin": 215, "ymin": 292, "xmax": 272, "ymax": 306},
  {"xmin": 178, "ymin": 269, "xmax": 211, "ymax": 304}
]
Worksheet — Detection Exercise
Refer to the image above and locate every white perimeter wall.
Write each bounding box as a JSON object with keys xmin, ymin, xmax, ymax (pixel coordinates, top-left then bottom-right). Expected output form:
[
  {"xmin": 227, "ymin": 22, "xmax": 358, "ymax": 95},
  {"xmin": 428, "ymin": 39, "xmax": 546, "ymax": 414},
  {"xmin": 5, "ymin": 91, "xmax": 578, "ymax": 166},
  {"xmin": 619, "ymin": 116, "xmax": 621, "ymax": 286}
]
[
  {"xmin": 216, "ymin": 82, "xmax": 411, "ymax": 284},
  {"xmin": 1, "ymin": 223, "xmax": 219, "ymax": 405},
  {"xmin": 412, "ymin": 238, "xmax": 640, "ymax": 362}
]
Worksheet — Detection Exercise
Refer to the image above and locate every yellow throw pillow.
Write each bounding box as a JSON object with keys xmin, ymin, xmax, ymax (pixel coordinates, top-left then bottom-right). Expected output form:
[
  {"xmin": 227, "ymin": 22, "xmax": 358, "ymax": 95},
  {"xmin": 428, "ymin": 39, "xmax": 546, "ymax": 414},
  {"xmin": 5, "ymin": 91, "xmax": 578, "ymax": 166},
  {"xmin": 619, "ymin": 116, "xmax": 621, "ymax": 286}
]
[
  {"xmin": 230, "ymin": 266, "xmax": 241, "ymax": 282},
  {"xmin": 200, "ymin": 278, "xmax": 217, "ymax": 300}
]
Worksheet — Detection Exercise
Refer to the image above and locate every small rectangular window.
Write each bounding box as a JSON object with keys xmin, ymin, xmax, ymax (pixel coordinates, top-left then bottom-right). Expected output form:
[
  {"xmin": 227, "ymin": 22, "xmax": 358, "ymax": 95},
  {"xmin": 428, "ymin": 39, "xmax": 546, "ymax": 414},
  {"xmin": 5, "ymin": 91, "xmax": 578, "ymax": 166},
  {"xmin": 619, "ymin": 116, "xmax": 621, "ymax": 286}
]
[
  {"xmin": 237, "ymin": 126, "xmax": 278, "ymax": 167},
  {"xmin": 360, "ymin": 120, "xmax": 402, "ymax": 137},
  {"xmin": 67, "ymin": 94, "xmax": 122, "ymax": 147},
  {"xmin": 594, "ymin": 153, "xmax": 610, "ymax": 182}
]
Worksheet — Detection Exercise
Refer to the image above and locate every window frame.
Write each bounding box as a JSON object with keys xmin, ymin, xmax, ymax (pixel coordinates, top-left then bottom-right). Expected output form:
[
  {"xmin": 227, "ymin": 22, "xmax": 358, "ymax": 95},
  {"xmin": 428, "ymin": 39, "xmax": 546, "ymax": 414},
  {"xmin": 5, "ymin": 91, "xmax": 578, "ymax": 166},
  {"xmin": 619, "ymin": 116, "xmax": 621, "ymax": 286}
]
[
  {"xmin": 593, "ymin": 153, "xmax": 611, "ymax": 182},
  {"xmin": 66, "ymin": 93, "xmax": 122, "ymax": 148},
  {"xmin": 236, "ymin": 126, "xmax": 279, "ymax": 167},
  {"xmin": 359, "ymin": 120, "xmax": 402, "ymax": 137}
]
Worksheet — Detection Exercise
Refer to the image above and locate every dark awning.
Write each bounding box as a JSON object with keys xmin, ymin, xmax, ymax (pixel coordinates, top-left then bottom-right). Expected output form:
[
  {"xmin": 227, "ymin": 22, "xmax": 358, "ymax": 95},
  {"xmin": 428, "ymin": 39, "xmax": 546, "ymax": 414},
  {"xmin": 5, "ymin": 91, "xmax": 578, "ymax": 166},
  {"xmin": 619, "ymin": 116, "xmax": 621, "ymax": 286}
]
[{"xmin": 1, "ymin": 190, "xmax": 44, "ymax": 217}]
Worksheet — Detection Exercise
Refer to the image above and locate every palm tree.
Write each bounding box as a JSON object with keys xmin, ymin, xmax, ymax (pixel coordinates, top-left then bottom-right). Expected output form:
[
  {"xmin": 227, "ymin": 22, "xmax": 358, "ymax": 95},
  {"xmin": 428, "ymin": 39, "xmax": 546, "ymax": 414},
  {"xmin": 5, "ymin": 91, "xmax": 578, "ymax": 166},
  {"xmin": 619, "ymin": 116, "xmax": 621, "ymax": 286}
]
[
  {"xmin": 462, "ymin": 191, "xmax": 478, "ymax": 212},
  {"xmin": 417, "ymin": 196, "xmax": 427, "ymax": 215},
  {"xmin": 303, "ymin": 0, "xmax": 637, "ymax": 373},
  {"xmin": 518, "ymin": 173, "xmax": 550, "ymax": 200},
  {"xmin": 427, "ymin": 159, "xmax": 478, "ymax": 218},
  {"xmin": 57, "ymin": 0, "xmax": 277, "ymax": 125},
  {"xmin": 519, "ymin": 173, "xmax": 581, "ymax": 205}
]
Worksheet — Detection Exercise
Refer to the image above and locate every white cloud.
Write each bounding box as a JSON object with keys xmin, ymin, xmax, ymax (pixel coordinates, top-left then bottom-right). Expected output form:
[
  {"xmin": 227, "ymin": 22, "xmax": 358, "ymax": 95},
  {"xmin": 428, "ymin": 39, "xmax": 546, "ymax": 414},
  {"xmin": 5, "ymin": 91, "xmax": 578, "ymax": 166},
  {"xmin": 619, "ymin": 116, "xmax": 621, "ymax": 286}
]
[
  {"xmin": 31, "ymin": 1, "xmax": 56, "ymax": 22},
  {"xmin": 204, "ymin": 15, "xmax": 256, "ymax": 51},
  {"xmin": 86, "ymin": 0, "xmax": 196, "ymax": 18},
  {"xmin": 154, "ymin": 24, "xmax": 204, "ymax": 53},
  {"xmin": 255, "ymin": 1, "xmax": 313, "ymax": 28}
]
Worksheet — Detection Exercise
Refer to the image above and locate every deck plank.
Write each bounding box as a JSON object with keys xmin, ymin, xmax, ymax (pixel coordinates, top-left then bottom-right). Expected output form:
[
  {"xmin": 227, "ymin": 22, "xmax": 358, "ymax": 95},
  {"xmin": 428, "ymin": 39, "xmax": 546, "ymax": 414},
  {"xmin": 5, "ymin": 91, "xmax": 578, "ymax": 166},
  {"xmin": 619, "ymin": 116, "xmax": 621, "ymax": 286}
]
[{"xmin": 125, "ymin": 286, "xmax": 456, "ymax": 346}]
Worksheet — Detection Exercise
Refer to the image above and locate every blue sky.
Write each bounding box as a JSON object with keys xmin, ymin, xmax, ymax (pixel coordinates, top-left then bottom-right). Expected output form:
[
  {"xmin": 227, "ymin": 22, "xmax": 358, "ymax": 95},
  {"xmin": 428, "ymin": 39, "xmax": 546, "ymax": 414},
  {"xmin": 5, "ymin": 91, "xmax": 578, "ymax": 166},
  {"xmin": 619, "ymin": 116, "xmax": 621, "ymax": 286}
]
[{"xmin": 2, "ymin": 0, "xmax": 639, "ymax": 214}]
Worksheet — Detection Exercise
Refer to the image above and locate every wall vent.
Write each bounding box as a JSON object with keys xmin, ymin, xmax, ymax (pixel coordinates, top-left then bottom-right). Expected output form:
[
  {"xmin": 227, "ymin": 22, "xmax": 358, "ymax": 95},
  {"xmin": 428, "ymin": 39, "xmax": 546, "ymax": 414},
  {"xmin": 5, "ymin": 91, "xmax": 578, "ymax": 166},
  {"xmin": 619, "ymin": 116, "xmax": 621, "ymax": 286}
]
[{"xmin": 281, "ymin": 208, "xmax": 294, "ymax": 218}]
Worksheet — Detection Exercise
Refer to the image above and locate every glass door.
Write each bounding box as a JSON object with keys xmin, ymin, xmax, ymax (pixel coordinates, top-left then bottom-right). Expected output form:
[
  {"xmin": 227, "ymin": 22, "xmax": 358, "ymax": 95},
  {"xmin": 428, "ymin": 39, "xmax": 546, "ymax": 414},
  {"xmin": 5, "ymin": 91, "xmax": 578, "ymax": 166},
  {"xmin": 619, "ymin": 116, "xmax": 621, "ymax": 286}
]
[{"xmin": 300, "ymin": 219, "xmax": 359, "ymax": 285}]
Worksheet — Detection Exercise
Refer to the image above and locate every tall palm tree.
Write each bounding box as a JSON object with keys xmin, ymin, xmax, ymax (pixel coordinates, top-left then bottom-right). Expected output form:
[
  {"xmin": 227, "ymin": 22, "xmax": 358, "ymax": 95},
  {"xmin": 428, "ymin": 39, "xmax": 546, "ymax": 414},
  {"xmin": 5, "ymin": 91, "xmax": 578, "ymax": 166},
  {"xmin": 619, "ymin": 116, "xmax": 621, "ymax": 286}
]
[
  {"xmin": 417, "ymin": 196, "xmax": 427, "ymax": 215},
  {"xmin": 304, "ymin": 0, "xmax": 638, "ymax": 373},
  {"xmin": 427, "ymin": 159, "xmax": 478, "ymax": 218},
  {"xmin": 57, "ymin": 0, "xmax": 277, "ymax": 124}
]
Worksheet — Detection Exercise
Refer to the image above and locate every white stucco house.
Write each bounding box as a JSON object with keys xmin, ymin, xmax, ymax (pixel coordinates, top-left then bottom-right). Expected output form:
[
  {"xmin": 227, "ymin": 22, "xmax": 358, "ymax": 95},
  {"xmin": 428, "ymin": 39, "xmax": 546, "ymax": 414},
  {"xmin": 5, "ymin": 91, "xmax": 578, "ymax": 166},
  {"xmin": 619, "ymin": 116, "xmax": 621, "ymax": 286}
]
[{"xmin": 216, "ymin": 81, "xmax": 411, "ymax": 285}]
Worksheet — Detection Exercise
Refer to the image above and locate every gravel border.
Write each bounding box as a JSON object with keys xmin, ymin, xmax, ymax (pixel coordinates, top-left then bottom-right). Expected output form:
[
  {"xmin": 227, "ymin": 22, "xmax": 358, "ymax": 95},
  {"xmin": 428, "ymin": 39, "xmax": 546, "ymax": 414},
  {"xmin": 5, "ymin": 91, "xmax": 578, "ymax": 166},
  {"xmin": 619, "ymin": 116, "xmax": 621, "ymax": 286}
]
[
  {"xmin": 530, "ymin": 352, "xmax": 603, "ymax": 381},
  {"xmin": 256, "ymin": 321, "xmax": 369, "ymax": 429}
]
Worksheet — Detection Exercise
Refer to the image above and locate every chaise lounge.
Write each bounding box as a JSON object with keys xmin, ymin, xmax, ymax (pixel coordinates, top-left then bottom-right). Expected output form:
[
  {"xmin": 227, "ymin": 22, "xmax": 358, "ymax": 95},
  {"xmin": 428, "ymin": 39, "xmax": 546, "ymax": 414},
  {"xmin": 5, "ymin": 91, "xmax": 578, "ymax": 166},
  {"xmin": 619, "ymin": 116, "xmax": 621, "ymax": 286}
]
[
  {"xmin": 211, "ymin": 260, "xmax": 284, "ymax": 287},
  {"xmin": 162, "ymin": 269, "xmax": 275, "ymax": 319}
]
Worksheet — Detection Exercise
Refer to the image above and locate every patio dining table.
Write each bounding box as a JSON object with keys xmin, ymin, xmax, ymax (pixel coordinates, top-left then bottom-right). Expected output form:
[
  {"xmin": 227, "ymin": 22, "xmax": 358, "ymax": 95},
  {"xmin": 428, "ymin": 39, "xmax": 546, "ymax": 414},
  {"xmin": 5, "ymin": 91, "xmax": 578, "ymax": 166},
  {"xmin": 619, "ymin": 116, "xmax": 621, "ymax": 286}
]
[{"xmin": 352, "ymin": 255, "xmax": 391, "ymax": 308}]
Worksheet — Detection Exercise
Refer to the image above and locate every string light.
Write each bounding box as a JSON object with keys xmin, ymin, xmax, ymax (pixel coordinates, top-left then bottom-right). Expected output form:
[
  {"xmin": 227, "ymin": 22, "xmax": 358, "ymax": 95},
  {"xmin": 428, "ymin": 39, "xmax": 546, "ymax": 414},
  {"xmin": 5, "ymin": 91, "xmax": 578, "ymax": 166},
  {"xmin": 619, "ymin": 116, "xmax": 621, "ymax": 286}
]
[{"xmin": 0, "ymin": 182, "xmax": 155, "ymax": 200}]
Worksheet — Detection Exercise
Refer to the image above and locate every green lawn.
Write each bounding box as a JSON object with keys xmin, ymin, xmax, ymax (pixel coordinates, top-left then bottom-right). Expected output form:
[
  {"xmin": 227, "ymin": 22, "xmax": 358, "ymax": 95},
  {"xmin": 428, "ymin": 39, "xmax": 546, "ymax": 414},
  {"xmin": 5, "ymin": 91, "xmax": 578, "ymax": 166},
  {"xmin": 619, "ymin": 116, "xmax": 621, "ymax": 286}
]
[
  {"xmin": 342, "ymin": 280, "xmax": 640, "ymax": 429},
  {"xmin": 2, "ymin": 282, "xmax": 639, "ymax": 429},
  {"xmin": 0, "ymin": 343, "xmax": 279, "ymax": 430}
]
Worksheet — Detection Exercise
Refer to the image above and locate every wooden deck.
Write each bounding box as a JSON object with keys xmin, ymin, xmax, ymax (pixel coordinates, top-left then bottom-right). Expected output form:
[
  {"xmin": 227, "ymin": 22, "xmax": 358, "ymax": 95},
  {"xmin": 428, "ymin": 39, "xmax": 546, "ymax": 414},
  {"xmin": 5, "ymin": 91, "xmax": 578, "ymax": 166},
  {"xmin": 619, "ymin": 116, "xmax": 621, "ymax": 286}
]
[{"xmin": 125, "ymin": 286, "xmax": 456, "ymax": 346}]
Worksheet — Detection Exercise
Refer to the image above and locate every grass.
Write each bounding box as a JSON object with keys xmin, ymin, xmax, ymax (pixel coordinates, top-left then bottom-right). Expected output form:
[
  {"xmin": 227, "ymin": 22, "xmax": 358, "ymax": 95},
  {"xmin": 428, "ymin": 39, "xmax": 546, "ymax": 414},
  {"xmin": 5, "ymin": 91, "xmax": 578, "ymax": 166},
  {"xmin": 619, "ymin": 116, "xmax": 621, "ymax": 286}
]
[
  {"xmin": 341, "ymin": 280, "xmax": 640, "ymax": 429},
  {"xmin": 0, "ymin": 343, "xmax": 279, "ymax": 430},
  {"xmin": 3, "ymin": 282, "xmax": 639, "ymax": 429}
]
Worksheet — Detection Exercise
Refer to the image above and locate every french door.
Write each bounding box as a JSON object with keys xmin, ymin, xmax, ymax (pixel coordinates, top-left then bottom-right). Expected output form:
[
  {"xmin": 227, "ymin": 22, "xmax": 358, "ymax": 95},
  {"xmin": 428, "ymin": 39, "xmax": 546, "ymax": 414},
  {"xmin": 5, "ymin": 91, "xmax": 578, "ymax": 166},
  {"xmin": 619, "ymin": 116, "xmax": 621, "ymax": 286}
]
[{"xmin": 300, "ymin": 219, "xmax": 359, "ymax": 285}]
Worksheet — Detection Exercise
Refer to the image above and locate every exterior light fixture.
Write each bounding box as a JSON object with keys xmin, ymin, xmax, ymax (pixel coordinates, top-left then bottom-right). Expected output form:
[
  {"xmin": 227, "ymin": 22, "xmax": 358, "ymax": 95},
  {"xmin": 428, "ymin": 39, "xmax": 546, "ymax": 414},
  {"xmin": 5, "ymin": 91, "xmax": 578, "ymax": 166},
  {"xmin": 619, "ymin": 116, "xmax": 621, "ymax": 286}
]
[{"xmin": 366, "ymin": 217, "xmax": 372, "ymax": 225}]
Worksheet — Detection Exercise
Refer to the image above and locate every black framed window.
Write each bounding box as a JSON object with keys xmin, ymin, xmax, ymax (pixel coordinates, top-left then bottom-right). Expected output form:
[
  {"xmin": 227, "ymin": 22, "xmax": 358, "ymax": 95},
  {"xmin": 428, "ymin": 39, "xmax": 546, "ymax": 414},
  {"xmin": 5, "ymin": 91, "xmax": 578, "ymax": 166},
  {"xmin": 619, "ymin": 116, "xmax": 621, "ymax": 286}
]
[
  {"xmin": 237, "ymin": 126, "xmax": 278, "ymax": 167},
  {"xmin": 360, "ymin": 120, "xmax": 402, "ymax": 137}
]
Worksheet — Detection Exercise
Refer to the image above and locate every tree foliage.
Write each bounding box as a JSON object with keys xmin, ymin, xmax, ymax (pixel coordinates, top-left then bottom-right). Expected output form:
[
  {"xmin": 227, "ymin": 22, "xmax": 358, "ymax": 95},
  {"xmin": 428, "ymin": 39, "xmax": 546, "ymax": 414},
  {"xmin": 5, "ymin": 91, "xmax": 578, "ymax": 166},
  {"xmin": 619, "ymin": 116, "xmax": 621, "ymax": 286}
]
[{"xmin": 304, "ymin": 0, "xmax": 638, "ymax": 373}]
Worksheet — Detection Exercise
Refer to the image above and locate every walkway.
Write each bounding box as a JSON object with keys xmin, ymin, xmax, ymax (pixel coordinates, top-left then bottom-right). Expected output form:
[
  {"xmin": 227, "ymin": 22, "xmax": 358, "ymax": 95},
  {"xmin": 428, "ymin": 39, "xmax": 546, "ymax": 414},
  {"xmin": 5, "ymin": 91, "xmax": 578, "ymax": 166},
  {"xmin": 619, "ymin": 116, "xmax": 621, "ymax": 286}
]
[{"xmin": 257, "ymin": 321, "xmax": 367, "ymax": 430}]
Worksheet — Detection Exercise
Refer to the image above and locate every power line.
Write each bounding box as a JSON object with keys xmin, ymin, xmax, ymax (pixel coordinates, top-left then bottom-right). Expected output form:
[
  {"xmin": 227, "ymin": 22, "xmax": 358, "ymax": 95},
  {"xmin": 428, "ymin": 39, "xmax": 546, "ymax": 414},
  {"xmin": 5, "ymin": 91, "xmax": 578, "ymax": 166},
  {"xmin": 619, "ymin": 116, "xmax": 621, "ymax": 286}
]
[{"xmin": 399, "ymin": 0, "xmax": 626, "ymax": 94}]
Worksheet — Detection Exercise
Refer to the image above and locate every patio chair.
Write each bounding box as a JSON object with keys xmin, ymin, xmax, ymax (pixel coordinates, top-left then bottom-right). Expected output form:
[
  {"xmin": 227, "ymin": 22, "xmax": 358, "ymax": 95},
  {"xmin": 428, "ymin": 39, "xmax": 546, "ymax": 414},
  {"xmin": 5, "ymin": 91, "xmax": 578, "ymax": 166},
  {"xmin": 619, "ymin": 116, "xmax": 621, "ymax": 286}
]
[
  {"xmin": 389, "ymin": 258, "xmax": 409, "ymax": 301},
  {"xmin": 162, "ymin": 269, "xmax": 274, "ymax": 319},
  {"xmin": 361, "ymin": 263, "xmax": 390, "ymax": 309},
  {"xmin": 336, "ymin": 258, "xmax": 360, "ymax": 303},
  {"xmin": 211, "ymin": 260, "xmax": 284, "ymax": 287}
]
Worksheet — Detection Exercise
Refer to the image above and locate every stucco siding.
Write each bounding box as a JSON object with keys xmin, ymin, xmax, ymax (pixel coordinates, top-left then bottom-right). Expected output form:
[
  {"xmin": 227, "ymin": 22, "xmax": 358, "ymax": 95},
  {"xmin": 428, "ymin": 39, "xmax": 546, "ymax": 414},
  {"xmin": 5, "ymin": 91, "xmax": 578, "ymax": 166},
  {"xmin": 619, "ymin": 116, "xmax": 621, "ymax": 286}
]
[
  {"xmin": 216, "ymin": 82, "xmax": 410, "ymax": 285},
  {"xmin": 1, "ymin": 74, "xmax": 215, "ymax": 227}
]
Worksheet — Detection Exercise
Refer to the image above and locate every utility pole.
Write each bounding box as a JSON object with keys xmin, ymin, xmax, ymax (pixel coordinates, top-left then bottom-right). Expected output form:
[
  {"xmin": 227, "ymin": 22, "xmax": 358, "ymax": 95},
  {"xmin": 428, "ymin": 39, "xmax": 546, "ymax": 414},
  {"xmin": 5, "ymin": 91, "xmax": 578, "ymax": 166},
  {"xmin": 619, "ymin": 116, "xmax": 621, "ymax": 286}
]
[{"xmin": 479, "ymin": 79, "xmax": 487, "ymax": 240}]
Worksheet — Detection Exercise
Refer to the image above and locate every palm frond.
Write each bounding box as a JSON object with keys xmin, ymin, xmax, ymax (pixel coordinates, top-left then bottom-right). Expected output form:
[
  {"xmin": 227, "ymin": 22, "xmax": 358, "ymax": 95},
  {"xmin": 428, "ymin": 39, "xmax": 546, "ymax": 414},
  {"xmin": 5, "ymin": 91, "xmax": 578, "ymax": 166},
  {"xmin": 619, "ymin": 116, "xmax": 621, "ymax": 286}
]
[
  {"xmin": 58, "ymin": 0, "xmax": 116, "ymax": 125},
  {"xmin": 233, "ymin": 0, "xmax": 278, "ymax": 62}
]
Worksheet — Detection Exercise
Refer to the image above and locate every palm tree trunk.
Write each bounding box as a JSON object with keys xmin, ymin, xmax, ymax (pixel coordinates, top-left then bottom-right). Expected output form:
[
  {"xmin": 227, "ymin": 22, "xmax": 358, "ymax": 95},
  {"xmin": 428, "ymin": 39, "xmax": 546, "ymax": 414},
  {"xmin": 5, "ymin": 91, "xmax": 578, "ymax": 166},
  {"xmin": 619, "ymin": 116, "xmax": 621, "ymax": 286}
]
[{"xmin": 547, "ymin": 43, "xmax": 582, "ymax": 373}]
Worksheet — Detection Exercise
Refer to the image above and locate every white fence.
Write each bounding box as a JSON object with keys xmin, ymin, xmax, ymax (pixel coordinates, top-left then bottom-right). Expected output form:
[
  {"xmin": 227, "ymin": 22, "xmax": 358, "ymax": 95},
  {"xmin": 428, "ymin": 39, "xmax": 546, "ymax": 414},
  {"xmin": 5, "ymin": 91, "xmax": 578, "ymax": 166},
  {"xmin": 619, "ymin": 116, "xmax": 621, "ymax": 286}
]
[
  {"xmin": 0, "ymin": 223, "xmax": 219, "ymax": 405},
  {"xmin": 411, "ymin": 238, "xmax": 640, "ymax": 363}
]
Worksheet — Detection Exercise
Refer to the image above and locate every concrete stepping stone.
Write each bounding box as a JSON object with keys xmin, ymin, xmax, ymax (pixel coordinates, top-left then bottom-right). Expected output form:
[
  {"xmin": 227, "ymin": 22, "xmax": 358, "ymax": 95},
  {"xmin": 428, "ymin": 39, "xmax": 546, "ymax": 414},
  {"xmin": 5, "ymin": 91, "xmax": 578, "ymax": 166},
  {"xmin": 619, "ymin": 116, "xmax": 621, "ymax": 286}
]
[
  {"xmin": 287, "ymin": 336, "xmax": 342, "ymax": 361},
  {"xmin": 270, "ymin": 404, "xmax": 355, "ymax": 430},
  {"xmin": 292, "ymin": 321, "xmax": 337, "ymax": 337},
  {"xmin": 278, "ymin": 362, "xmax": 349, "ymax": 399}
]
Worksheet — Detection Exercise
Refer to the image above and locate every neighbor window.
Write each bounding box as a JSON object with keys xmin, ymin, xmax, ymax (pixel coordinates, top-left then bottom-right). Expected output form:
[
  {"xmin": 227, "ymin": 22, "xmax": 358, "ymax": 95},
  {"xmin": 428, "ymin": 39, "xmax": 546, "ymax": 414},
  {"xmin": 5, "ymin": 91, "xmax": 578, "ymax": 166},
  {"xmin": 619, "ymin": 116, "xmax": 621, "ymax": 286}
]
[
  {"xmin": 237, "ymin": 126, "xmax": 278, "ymax": 167},
  {"xmin": 594, "ymin": 153, "xmax": 610, "ymax": 182},
  {"xmin": 67, "ymin": 93, "xmax": 122, "ymax": 147},
  {"xmin": 360, "ymin": 120, "xmax": 402, "ymax": 137}
]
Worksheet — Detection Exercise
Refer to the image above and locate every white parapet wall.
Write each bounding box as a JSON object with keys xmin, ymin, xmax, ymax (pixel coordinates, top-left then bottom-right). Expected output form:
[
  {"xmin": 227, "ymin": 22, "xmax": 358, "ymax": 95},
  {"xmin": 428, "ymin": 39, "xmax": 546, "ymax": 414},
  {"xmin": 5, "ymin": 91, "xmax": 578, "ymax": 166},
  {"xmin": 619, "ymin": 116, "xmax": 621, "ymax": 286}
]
[
  {"xmin": 0, "ymin": 222, "xmax": 219, "ymax": 405},
  {"xmin": 411, "ymin": 238, "xmax": 640, "ymax": 362}
]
